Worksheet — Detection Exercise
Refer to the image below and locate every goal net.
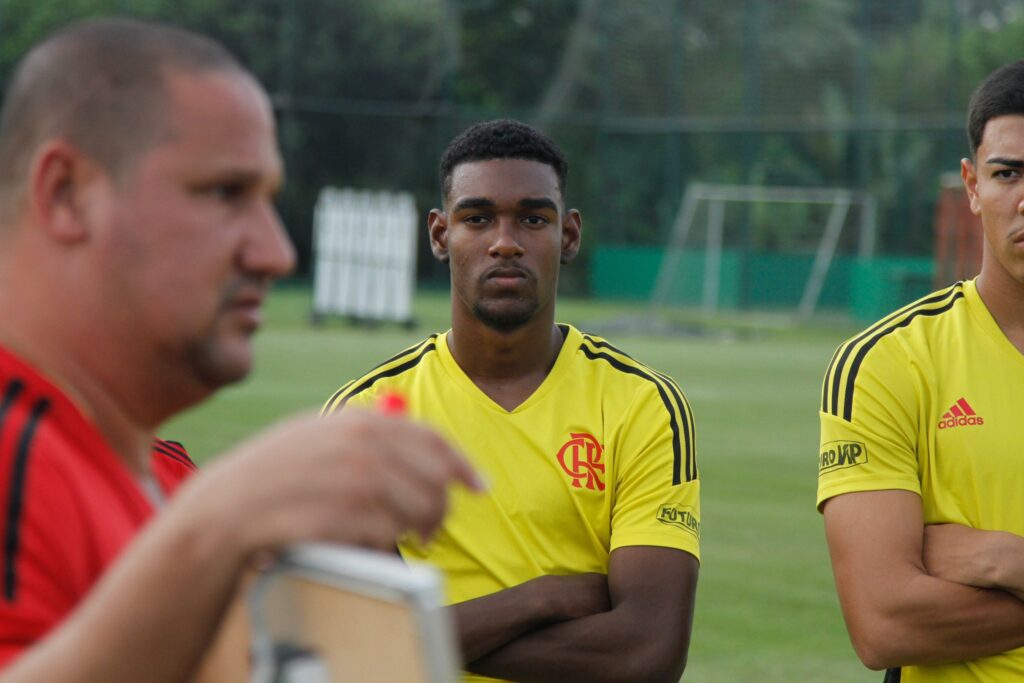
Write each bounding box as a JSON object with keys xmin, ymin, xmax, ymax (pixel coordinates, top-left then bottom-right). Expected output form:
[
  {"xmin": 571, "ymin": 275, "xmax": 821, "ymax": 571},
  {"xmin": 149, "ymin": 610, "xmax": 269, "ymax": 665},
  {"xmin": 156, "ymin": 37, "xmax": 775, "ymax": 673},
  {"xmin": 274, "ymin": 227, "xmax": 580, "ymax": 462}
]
[{"xmin": 650, "ymin": 183, "xmax": 877, "ymax": 321}]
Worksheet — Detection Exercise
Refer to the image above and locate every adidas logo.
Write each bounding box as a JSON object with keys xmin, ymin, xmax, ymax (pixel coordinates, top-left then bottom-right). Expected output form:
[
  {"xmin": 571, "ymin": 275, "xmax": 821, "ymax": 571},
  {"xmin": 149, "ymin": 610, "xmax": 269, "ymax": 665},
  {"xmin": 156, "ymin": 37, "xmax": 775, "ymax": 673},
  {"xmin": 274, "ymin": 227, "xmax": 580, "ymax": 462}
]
[{"xmin": 937, "ymin": 397, "xmax": 984, "ymax": 429}]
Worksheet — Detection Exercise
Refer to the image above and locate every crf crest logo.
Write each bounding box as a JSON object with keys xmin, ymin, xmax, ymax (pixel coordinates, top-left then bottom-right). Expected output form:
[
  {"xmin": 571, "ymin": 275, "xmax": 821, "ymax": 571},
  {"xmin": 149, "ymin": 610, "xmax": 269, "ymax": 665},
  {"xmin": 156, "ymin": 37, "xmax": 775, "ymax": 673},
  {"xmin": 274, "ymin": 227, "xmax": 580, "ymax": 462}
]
[{"xmin": 556, "ymin": 432, "xmax": 605, "ymax": 491}]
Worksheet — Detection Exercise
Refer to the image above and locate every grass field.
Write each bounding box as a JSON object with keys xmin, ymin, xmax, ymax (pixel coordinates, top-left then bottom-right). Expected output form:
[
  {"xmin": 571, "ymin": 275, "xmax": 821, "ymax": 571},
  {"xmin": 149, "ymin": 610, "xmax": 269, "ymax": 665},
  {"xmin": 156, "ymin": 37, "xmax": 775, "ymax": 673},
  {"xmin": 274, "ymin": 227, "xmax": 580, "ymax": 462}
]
[{"xmin": 164, "ymin": 284, "xmax": 879, "ymax": 682}]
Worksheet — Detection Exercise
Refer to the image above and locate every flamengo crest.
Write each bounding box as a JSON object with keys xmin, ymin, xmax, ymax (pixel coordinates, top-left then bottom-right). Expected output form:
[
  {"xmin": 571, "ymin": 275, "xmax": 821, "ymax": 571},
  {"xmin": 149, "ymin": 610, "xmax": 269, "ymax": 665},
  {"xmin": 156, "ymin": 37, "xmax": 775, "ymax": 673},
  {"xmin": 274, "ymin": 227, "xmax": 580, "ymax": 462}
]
[{"xmin": 556, "ymin": 432, "xmax": 605, "ymax": 491}]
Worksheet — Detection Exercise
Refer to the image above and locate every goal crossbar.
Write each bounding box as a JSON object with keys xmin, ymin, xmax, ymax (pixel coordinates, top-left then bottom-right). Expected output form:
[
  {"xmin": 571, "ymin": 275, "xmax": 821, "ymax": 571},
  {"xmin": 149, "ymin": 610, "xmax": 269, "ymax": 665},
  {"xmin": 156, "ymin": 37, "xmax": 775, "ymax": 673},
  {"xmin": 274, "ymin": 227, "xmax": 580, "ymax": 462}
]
[{"xmin": 651, "ymin": 182, "xmax": 877, "ymax": 320}]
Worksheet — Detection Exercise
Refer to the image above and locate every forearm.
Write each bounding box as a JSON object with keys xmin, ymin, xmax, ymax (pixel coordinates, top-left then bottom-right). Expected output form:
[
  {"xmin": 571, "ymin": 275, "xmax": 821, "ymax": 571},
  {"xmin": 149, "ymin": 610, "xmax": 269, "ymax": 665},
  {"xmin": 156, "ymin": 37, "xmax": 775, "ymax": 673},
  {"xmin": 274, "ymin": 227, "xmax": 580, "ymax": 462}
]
[
  {"xmin": 468, "ymin": 604, "xmax": 688, "ymax": 683},
  {"xmin": 1, "ymin": 489, "xmax": 247, "ymax": 682},
  {"xmin": 840, "ymin": 563, "xmax": 1024, "ymax": 669},
  {"xmin": 454, "ymin": 582, "xmax": 559, "ymax": 662},
  {"xmin": 924, "ymin": 525, "xmax": 1024, "ymax": 599},
  {"xmin": 467, "ymin": 547, "xmax": 696, "ymax": 682},
  {"xmin": 454, "ymin": 573, "xmax": 610, "ymax": 663},
  {"xmin": 988, "ymin": 530, "xmax": 1024, "ymax": 599},
  {"xmin": 0, "ymin": 410, "xmax": 476, "ymax": 682},
  {"xmin": 826, "ymin": 491, "xmax": 1024, "ymax": 669}
]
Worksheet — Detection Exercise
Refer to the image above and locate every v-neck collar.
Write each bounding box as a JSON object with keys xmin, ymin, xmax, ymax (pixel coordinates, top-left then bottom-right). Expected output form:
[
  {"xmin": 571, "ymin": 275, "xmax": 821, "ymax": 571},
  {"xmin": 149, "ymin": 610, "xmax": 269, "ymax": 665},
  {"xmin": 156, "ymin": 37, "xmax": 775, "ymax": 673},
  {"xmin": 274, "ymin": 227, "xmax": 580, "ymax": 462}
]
[
  {"xmin": 436, "ymin": 324, "xmax": 581, "ymax": 415},
  {"xmin": 964, "ymin": 278, "xmax": 1024, "ymax": 369}
]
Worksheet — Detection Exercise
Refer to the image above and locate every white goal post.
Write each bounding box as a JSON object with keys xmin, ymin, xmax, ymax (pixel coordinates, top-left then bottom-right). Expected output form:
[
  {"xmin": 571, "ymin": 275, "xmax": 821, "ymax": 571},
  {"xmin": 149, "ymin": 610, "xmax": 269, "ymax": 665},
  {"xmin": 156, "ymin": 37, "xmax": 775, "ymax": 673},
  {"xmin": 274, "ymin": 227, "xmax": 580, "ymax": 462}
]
[{"xmin": 650, "ymin": 183, "xmax": 877, "ymax": 319}]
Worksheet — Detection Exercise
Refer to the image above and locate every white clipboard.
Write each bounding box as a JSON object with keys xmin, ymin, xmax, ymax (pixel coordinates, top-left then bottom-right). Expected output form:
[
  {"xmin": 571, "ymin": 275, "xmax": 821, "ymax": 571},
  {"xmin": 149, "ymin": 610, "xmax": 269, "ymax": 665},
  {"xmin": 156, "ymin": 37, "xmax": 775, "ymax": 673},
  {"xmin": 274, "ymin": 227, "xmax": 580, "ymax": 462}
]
[{"xmin": 248, "ymin": 544, "xmax": 459, "ymax": 683}]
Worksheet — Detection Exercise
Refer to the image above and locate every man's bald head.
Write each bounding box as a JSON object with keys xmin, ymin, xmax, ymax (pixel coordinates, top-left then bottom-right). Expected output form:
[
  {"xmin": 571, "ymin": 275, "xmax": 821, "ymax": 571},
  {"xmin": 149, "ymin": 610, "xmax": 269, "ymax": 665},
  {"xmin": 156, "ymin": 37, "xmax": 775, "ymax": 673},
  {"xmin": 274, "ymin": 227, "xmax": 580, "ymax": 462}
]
[{"xmin": 0, "ymin": 17, "xmax": 251, "ymax": 220}]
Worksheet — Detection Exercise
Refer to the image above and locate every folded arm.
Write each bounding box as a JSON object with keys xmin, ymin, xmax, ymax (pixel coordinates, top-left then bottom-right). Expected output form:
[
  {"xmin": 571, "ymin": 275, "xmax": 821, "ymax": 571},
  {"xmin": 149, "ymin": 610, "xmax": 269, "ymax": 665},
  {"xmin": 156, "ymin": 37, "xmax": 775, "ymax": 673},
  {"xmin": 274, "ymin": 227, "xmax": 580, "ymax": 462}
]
[
  {"xmin": 924, "ymin": 523, "xmax": 1024, "ymax": 600},
  {"xmin": 824, "ymin": 490, "xmax": 1024, "ymax": 670},
  {"xmin": 465, "ymin": 546, "xmax": 698, "ymax": 683},
  {"xmin": 453, "ymin": 573, "xmax": 610, "ymax": 663}
]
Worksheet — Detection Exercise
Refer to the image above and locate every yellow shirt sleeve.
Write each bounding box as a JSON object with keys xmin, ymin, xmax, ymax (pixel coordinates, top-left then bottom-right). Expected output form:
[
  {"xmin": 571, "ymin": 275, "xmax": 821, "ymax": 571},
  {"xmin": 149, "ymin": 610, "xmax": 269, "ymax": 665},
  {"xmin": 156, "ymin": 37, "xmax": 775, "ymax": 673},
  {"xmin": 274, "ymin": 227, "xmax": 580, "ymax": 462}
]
[
  {"xmin": 609, "ymin": 382, "xmax": 701, "ymax": 561},
  {"xmin": 817, "ymin": 334, "xmax": 922, "ymax": 511}
]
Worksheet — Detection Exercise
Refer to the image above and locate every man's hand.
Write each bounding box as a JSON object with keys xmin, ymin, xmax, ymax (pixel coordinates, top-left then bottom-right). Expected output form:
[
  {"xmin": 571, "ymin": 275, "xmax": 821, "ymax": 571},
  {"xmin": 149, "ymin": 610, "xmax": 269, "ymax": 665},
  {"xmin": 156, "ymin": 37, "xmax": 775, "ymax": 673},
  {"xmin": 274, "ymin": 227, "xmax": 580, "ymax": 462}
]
[
  {"xmin": 454, "ymin": 573, "xmax": 610, "ymax": 663},
  {"xmin": 924, "ymin": 524, "xmax": 1024, "ymax": 600},
  {"xmin": 1, "ymin": 409, "xmax": 478, "ymax": 683},
  {"xmin": 183, "ymin": 408, "xmax": 482, "ymax": 558}
]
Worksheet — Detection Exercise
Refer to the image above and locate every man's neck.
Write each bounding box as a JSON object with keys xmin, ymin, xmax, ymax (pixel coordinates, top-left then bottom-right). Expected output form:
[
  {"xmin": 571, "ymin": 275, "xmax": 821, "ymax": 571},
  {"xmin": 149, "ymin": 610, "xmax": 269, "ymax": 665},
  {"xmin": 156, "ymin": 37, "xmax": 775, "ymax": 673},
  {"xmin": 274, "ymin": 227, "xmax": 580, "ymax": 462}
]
[
  {"xmin": 447, "ymin": 310, "xmax": 565, "ymax": 411},
  {"xmin": 976, "ymin": 265, "xmax": 1024, "ymax": 354},
  {"xmin": 0, "ymin": 306, "xmax": 161, "ymax": 475}
]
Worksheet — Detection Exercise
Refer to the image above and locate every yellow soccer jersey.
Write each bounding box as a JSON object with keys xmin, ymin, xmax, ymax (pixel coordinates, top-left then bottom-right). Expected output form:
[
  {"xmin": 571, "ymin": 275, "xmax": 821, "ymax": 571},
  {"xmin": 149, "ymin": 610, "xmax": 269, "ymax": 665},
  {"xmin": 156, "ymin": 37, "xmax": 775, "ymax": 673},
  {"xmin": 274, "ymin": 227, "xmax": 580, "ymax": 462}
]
[
  {"xmin": 324, "ymin": 324, "xmax": 699, "ymax": 682},
  {"xmin": 818, "ymin": 279, "xmax": 1024, "ymax": 682}
]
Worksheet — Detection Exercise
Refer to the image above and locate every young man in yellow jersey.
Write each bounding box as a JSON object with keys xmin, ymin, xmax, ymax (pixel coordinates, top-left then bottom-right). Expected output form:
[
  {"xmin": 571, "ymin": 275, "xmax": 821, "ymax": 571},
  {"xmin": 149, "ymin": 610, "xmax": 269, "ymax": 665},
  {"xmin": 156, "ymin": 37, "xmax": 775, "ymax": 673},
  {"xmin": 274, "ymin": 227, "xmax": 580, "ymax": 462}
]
[
  {"xmin": 324, "ymin": 119, "xmax": 700, "ymax": 682},
  {"xmin": 818, "ymin": 61, "xmax": 1024, "ymax": 682}
]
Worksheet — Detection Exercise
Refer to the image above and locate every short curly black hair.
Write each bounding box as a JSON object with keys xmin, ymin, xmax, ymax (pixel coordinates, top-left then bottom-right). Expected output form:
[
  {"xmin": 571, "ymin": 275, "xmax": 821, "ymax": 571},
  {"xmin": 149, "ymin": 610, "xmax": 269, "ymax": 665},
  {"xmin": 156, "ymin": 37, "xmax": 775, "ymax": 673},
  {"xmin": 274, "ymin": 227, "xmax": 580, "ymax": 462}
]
[
  {"xmin": 967, "ymin": 59, "xmax": 1024, "ymax": 156},
  {"xmin": 439, "ymin": 119, "xmax": 568, "ymax": 200}
]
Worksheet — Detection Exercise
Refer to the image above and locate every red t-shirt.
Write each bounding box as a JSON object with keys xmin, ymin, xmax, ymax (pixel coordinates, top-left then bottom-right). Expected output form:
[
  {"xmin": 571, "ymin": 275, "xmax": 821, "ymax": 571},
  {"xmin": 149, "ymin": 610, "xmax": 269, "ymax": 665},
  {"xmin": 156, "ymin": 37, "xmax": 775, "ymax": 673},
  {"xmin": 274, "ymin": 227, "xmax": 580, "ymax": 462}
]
[{"xmin": 0, "ymin": 345, "xmax": 197, "ymax": 667}]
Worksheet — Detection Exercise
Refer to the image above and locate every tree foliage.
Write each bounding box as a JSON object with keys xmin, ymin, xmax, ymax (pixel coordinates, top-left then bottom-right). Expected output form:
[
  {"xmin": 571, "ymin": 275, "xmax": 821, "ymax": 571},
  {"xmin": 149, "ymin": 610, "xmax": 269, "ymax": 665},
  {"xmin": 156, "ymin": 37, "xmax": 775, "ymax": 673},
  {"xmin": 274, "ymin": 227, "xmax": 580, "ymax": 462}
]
[{"xmin": 3, "ymin": 0, "xmax": 1024, "ymax": 286}]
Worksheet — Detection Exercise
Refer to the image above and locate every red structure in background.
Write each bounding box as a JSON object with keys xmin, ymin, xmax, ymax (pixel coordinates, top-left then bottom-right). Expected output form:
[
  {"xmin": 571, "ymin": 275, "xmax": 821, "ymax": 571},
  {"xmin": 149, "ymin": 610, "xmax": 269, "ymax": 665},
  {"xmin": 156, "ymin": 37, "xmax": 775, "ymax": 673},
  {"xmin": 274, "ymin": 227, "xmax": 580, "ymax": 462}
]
[{"xmin": 933, "ymin": 173, "xmax": 984, "ymax": 287}]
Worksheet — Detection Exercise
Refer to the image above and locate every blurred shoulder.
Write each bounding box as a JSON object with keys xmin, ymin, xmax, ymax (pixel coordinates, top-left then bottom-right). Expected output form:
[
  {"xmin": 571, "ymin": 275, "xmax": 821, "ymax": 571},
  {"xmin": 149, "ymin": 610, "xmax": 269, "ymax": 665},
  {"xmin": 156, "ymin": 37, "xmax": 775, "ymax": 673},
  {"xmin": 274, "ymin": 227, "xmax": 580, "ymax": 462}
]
[{"xmin": 322, "ymin": 333, "xmax": 442, "ymax": 415}]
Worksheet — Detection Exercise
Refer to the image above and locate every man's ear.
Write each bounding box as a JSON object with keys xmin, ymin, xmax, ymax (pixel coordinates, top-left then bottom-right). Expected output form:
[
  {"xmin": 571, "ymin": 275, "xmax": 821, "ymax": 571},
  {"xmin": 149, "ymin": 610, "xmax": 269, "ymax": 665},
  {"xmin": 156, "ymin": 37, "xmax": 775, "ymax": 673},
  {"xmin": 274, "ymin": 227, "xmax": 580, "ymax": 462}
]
[
  {"xmin": 428, "ymin": 208, "xmax": 450, "ymax": 263},
  {"xmin": 961, "ymin": 157, "xmax": 981, "ymax": 216},
  {"xmin": 560, "ymin": 208, "xmax": 582, "ymax": 265},
  {"xmin": 29, "ymin": 140, "xmax": 107, "ymax": 243}
]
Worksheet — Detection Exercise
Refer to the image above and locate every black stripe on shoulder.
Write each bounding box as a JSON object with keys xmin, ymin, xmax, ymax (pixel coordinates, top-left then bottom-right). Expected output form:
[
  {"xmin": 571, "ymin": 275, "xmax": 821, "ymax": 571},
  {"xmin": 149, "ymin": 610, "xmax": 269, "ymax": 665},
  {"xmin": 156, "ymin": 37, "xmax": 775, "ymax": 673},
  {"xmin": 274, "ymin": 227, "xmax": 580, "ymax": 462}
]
[
  {"xmin": 321, "ymin": 380, "xmax": 354, "ymax": 417},
  {"xmin": 654, "ymin": 370, "xmax": 697, "ymax": 481},
  {"xmin": 365, "ymin": 335, "xmax": 439, "ymax": 376},
  {"xmin": 883, "ymin": 668, "xmax": 901, "ymax": 683},
  {"xmin": 829, "ymin": 285, "xmax": 964, "ymax": 422},
  {"xmin": 4, "ymin": 397, "xmax": 50, "ymax": 601},
  {"xmin": 153, "ymin": 440, "xmax": 197, "ymax": 470},
  {"xmin": 0, "ymin": 378, "xmax": 27, "ymax": 603},
  {"xmin": 841, "ymin": 291, "xmax": 964, "ymax": 421},
  {"xmin": 580, "ymin": 340, "xmax": 689, "ymax": 485},
  {"xmin": 161, "ymin": 439, "xmax": 187, "ymax": 454},
  {"xmin": 820, "ymin": 345, "xmax": 843, "ymax": 414},
  {"xmin": 322, "ymin": 335, "xmax": 438, "ymax": 415},
  {"xmin": 581, "ymin": 334, "xmax": 634, "ymax": 360},
  {"xmin": 0, "ymin": 380, "xmax": 25, "ymax": 435},
  {"xmin": 329, "ymin": 337, "xmax": 438, "ymax": 412},
  {"xmin": 825, "ymin": 283, "xmax": 961, "ymax": 418},
  {"xmin": 582, "ymin": 334, "xmax": 697, "ymax": 482}
]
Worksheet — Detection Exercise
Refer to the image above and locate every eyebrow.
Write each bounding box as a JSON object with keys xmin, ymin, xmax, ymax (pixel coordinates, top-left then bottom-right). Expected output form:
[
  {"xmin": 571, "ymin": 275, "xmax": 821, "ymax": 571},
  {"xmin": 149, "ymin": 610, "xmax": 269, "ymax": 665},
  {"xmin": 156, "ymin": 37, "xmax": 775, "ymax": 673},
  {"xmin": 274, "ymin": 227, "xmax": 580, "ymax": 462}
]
[
  {"xmin": 451, "ymin": 197, "xmax": 559, "ymax": 212},
  {"xmin": 985, "ymin": 157, "xmax": 1024, "ymax": 168},
  {"xmin": 518, "ymin": 198, "xmax": 559, "ymax": 211},
  {"xmin": 190, "ymin": 168, "xmax": 280, "ymax": 193},
  {"xmin": 452, "ymin": 198, "xmax": 495, "ymax": 212}
]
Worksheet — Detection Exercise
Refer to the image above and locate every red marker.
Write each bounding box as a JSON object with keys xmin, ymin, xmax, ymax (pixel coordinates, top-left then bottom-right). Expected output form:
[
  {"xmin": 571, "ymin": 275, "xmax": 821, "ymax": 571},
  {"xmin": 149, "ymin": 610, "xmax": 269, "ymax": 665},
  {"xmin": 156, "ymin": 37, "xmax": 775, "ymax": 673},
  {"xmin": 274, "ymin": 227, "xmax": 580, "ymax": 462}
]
[
  {"xmin": 376, "ymin": 390, "xmax": 486, "ymax": 492},
  {"xmin": 376, "ymin": 391, "xmax": 408, "ymax": 416}
]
